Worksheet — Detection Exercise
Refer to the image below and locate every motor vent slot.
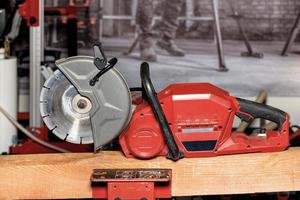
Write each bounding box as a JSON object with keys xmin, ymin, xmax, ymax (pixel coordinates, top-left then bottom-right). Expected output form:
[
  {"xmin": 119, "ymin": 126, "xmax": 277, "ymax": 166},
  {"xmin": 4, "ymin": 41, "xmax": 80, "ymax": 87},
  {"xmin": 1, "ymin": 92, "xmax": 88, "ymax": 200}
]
[{"xmin": 182, "ymin": 140, "xmax": 217, "ymax": 151}]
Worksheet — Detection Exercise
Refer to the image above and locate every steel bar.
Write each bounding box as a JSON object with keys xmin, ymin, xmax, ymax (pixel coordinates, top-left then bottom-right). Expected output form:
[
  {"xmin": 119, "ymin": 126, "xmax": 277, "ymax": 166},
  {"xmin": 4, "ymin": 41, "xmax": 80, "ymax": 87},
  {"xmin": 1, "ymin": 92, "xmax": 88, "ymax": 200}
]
[
  {"xmin": 185, "ymin": 0, "xmax": 194, "ymax": 30},
  {"xmin": 281, "ymin": 10, "xmax": 300, "ymax": 56},
  {"xmin": 102, "ymin": 15, "xmax": 213, "ymax": 21},
  {"xmin": 211, "ymin": 0, "xmax": 228, "ymax": 71},
  {"xmin": 66, "ymin": 18, "xmax": 78, "ymax": 56},
  {"xmin": 29, "ymin": 0, "xmax": 44, "ymax": 127},
  {"xmin": 228, "ymin": 0, "xmax": 263, "ymax": 58},
  {"xmin": 123, "ymin": 34, "xmax": 140, "ymax": 55},
  {"xmin": 99, "ymin": 0, "xmax": 104, "ymax": 41}
]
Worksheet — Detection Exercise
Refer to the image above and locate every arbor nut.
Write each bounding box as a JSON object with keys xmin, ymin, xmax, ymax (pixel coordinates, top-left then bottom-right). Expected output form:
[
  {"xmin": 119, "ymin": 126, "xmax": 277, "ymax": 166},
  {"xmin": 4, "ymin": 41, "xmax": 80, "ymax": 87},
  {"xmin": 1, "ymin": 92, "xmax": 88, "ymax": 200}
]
[{"xmin": 72, "ymin": 95, "xmax": 92, "ymax": 114}]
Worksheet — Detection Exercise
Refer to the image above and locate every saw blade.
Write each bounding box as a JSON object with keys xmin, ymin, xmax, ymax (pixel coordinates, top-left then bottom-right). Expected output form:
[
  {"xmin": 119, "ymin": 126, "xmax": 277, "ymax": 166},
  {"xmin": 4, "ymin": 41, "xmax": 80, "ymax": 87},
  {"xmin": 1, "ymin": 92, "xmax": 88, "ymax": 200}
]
[{"xmin": 40, "ymin": 70, "xmax": 93, "ymax": 144}]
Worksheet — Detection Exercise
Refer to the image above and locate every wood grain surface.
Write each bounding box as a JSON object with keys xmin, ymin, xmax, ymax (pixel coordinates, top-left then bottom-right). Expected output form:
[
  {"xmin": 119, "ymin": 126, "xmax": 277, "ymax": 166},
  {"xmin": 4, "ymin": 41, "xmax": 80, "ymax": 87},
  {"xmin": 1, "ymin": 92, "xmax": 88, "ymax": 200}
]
[{"xmin": 0, "ymin": 148, "xmax": 300, "ymax": 199}]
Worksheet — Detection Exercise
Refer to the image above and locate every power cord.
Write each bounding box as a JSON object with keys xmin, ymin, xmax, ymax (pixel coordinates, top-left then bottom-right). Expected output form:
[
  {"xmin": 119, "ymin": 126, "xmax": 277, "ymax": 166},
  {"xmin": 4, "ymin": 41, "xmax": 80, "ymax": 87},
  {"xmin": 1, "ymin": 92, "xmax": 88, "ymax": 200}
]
[{"xmin": 0, "ymin": 104, "xmax": 70, "ymax": 153}]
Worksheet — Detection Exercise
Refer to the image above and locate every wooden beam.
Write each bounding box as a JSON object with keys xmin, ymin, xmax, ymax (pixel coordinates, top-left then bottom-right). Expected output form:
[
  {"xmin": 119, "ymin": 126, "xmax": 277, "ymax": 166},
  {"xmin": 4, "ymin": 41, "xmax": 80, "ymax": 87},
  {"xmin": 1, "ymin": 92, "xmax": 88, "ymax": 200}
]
[{"xmin": 0, "ymin": 148, "xmax": 300, "ymax": 199}]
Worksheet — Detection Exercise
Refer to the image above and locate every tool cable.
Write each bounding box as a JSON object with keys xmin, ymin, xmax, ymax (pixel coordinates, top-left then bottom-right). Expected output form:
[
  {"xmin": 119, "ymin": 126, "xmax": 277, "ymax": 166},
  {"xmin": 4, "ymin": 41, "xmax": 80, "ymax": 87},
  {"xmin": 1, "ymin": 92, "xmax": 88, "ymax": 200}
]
[{"xmin": 0, "ymin": 104, "xmax": 70, "ymax": 153}]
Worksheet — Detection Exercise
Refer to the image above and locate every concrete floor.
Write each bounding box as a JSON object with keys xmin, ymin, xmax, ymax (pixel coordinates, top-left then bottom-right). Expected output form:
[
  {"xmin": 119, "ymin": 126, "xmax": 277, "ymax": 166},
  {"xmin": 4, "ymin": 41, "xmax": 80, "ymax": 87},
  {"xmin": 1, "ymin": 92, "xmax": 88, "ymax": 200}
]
[{"xmin": 79, "ymin": 38, "xmax": 300, "ymax": 97}]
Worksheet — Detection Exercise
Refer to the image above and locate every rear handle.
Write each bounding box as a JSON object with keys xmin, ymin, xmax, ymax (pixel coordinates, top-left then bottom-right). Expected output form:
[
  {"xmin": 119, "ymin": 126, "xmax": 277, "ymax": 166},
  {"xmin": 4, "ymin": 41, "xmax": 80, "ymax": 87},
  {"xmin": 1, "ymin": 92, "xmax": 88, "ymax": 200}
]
[{"xmin": 236, "ymin": 98, "xmax": 287, "ymax": 130}]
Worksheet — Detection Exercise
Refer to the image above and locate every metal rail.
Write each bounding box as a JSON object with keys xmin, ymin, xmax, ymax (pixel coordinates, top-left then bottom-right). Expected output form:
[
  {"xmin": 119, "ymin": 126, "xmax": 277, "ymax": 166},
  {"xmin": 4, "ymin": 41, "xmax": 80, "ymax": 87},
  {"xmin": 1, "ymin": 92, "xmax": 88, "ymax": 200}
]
[
  {"xmin": 281, "ymin": 10, "xmax": 300, "ymax": 56},
  {"xmin": 29, "ymin": 0, "xmax": 44, "ymax": 127},
  {"xmin": 102, "ymin": 15, "xmax": 214, "ymax": 21}
]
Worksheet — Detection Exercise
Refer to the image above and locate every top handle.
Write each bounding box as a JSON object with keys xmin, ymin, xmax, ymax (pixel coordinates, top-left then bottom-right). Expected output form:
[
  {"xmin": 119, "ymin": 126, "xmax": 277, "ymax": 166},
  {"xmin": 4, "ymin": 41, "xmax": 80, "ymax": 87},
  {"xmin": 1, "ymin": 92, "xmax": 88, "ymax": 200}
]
[{"xmin": 140, "ymin": 62, "xmax": 184, "ymax": 161}]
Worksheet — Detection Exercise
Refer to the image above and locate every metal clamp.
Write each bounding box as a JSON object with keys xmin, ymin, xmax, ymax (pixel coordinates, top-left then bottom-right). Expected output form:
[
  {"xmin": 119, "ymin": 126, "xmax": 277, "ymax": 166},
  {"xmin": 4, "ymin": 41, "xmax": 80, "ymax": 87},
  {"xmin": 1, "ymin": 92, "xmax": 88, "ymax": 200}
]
[
  {"xmin": 91, "ymin": 169, "xmax": 172, "ymax": 200},
  {"xmin": 90, "ymin": 44, "xmax": 118, "ymax": 86}
]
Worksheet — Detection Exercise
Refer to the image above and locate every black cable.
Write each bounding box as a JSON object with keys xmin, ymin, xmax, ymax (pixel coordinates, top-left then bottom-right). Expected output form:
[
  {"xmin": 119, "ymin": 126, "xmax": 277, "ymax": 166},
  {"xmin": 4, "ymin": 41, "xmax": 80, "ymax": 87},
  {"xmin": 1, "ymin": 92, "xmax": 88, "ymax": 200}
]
[{"xmin": 0, "ymin": 104, "xmax": 70, "ymax": 153}]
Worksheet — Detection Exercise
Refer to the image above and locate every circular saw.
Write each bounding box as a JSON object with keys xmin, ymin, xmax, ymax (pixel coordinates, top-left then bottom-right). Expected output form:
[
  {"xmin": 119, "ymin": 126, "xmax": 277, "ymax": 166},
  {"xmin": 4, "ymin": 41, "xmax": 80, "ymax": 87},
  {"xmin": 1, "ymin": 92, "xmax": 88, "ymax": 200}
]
[
  {"xmin": 40, "ymin": 44, "xmax": 290, "ymax": 161},
  {"xmin": 40, "ymin": 44, "xmax": 133, "ymax": 150}
]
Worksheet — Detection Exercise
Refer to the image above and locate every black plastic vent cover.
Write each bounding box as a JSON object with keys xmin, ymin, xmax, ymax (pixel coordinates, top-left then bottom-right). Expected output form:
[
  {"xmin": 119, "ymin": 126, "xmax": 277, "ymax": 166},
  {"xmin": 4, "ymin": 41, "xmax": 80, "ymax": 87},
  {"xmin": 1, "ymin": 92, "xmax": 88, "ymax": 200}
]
[{"xmin": 182, "ymin": 140, "xmax": 217, "ymax": 152}]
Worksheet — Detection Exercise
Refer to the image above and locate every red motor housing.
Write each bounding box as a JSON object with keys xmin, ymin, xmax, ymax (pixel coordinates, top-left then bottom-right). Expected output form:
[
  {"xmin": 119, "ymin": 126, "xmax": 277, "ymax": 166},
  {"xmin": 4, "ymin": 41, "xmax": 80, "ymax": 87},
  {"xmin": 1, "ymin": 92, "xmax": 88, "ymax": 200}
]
[{"xmin": 119, "ymin": 83, "xmax": 289, "ymax": 159}]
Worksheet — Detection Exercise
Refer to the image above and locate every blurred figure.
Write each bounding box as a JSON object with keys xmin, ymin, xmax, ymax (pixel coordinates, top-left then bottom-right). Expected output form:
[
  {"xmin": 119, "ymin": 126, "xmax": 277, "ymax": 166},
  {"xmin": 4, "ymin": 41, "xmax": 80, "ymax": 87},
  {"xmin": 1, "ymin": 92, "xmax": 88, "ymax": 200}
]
[{"xmin": 136, "ymin": 0, "xmax": 185, "ymax": 62}]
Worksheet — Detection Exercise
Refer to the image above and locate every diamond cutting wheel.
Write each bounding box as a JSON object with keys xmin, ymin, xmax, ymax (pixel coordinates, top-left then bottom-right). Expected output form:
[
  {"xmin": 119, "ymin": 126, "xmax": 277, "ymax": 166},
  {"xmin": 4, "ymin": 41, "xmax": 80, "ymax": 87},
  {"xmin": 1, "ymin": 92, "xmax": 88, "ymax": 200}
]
[{"xmin": 40, "ymin": 70, "xmax": 93, "ymax": 144}]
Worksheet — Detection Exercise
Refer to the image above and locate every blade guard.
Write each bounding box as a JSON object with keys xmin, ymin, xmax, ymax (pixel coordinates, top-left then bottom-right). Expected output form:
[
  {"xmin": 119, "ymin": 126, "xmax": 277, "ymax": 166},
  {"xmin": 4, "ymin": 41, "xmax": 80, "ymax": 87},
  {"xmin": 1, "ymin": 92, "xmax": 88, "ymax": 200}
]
[{"xmin": 55, "ymin": 55, "xmax": 132, "ymax": 151}]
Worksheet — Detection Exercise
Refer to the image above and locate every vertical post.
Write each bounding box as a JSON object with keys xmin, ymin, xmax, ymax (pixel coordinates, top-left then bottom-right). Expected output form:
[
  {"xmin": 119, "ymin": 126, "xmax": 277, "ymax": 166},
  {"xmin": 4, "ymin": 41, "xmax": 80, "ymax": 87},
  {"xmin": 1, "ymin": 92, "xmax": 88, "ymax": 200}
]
[
  {"xmin": 211, "ymin": 0, "xmax": 228, "ymax": 72},
  {"xmin": 29, "ymin": 0, "xmax": 43, "ymax": 127},
  {"xmin": 185, "ymin": 0, "xmax": 194, "ymax": 31},
  {"xmin": 99, "ymin": 0, "xmax": 103, "ymax": 41},
  {"xmin": 131, "ymin": 0, "xmax": 138, "ymax": 26},
  {"xmin": 117, "ymin": 0, "xmax": 122, "ymax": 37},
  {"xmin": 67, "ymin": 18, "xmax": 78, "ymax": 57},
  {"xmin": 281, "ymin": 10, "xmax": 300, "ymax": 56},
  {"xmin": 51, "ymin": 0, "xmax": 58, "ymax": 44},
  {"xmin": 94, "ymin": 0, "xmax": 100, "ymax": 41},
  {"xmin": 123, "ymin": 0, "xmax": 139, "ymax": 55}
]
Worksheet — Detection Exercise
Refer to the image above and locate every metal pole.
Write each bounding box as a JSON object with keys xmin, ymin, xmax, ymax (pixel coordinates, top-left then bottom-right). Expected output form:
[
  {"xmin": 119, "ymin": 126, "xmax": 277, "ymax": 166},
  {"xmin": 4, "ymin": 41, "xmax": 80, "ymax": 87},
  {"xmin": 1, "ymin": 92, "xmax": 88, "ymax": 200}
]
[
  {"xmin": 102, "ymin": 15, "xmax": 213, "ymax": 21},
  {"xmin": 99, "ymin": 0, "xmax": 103, "ymax": 41},
  {"xmin": 281, "ymin": 10, "xmax": 300, "ymax": 56},
  {"xmin": 185, "ymin": 0, "xmax": 194, "ymax": 31},
  {"xmin": 95, "ymin": 0, "xmax": 100, "ymax": 41},
  {"xmin": 51, "ymin": 0, "xmax": 58, "ymax": 44},
  {"xmin": 131, "ymin": 0, "xmax": 138, "ymax": 26},
  {"xmin": 228, "ymin": 0, "xmax": 263, "ymax": 58},
  {"xmin": 29, "ymin": 0, "xmax": 44, "ymax": 127},
  {"xmin": 211, "ymin": 0, "xmax": 228, "ymax": 72},
  {"xmin": 123, "ymin": 0, "xmax": 139, "ymax": 55}
]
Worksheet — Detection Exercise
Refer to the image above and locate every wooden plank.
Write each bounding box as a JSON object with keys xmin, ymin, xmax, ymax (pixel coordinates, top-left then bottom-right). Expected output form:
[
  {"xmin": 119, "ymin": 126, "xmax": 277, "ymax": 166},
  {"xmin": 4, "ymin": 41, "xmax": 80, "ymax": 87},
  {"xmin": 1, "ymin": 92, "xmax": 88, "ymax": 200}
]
[{"xmin": 0, "ymin": 148, "xmax": 300, "ymax": 199}]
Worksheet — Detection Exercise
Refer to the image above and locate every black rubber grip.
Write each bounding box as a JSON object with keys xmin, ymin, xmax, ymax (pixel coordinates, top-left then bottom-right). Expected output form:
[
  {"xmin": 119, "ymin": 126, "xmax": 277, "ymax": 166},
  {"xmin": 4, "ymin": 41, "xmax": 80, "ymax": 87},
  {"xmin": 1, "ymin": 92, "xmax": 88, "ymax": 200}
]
[
  {"xmin": 236, "ymin": 98, "xmax": 287, "ymax": 130},
  {"xmin": 140, "ymin": 62, "xmax": 184, "ymax": 161}
]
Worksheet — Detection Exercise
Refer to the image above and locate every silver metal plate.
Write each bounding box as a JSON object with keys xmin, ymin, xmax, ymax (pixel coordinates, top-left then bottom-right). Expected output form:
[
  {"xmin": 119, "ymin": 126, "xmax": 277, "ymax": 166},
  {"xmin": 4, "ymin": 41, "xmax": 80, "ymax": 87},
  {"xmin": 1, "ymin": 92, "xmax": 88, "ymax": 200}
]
[{"xmin": 40, "ymin": 70, "xmax": 93, "ymax": 144}]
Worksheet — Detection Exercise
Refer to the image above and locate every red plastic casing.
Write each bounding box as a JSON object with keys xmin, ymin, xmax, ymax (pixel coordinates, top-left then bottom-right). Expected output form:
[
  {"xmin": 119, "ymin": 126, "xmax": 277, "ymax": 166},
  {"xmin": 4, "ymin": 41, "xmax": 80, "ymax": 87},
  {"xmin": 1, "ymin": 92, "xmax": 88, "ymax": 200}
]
[
  {"xmin": 119, "ymin": 83, "xmax": 289, "ymax": 159},
  {"xmin": 19, "ymin": 0, "xmax": 39, "ymax": 26}
]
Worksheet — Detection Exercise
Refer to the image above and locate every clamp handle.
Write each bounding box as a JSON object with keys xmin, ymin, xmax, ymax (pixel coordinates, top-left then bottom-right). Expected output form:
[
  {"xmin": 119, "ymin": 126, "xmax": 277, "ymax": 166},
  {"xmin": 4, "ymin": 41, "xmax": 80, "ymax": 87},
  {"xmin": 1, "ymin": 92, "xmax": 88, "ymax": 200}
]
[
  {"xmin": 93, "ymin": 43, "xmax": 107, "ymax": 70},
  {"xmin": 236, "ymin": 98, "xmax": 288, "ymax": 130},
  {"xmin": 90, "ymin": 44, "xmax": 117, "ymax": 86},
  {"xmin": 140, "ymin": 62, "xmax": 184, "ymax": 161}
]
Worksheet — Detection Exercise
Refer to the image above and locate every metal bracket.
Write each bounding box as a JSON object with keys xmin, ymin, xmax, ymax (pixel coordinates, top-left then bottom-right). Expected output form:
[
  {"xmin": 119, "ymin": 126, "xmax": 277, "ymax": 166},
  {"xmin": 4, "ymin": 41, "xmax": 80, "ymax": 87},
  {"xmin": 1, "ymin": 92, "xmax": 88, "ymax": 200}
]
[
  {"xmin": 90, "ymin": 44, "xmax": 117, "ymax": 86},
  {"xmin": 91, "ymin": 169, "xmax": 172, "ymax": 200},
  {"xmin": 18, "ymin": 0, "xmax": 40, "ymax": 26},
  {"xmin": 93, "ymin": 43, "xmax": 107, "ymax": 70},
  {"xmin": 90, "ymin": 57, "xmax": 118, "ymax": 86}
]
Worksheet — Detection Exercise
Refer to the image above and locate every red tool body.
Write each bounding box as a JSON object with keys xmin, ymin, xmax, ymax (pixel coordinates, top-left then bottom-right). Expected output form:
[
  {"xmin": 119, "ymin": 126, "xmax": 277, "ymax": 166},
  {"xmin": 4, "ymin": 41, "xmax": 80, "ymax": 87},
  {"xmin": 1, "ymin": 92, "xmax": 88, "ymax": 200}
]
[
  {"xmin": 120, "ymin": 64, "xmax": 289, "ymax": 160},
  {"xmin": 18, "ymin": 0, "xmax": 40, "ymax": 26}
]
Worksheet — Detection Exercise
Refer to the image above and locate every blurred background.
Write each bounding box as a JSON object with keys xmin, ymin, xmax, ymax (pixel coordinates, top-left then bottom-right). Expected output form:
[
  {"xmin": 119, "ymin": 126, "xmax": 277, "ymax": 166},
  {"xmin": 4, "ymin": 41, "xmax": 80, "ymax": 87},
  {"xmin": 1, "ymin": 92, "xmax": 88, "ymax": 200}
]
[{"xmin": 41, "ymin": 0, "xmax": 300, "ymax": 96}]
